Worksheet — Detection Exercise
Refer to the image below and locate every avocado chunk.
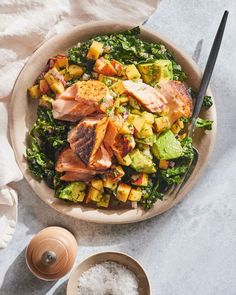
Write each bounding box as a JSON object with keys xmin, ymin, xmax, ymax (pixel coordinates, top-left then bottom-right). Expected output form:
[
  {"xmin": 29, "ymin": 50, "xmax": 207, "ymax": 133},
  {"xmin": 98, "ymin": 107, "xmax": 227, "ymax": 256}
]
[
  {"xmin": 152, "ymin": 130, "xmax": 183, "ymax": 160},
  {"xmin": 138, "ymin": 60, "xmax": 173, "ymax": 85},
  {"xmin": 58, "ymin": 182, "xmax": 86, "ymax": 202},
  {"xmin": 130, "ymin": 149, "xmax": 156, "ymax": 173}
]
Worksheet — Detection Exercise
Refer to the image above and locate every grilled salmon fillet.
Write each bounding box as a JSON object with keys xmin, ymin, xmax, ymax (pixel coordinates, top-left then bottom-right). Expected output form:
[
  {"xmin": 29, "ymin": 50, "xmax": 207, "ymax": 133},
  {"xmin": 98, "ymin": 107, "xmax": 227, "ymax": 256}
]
[
  {"xmin": 89, "ymin": 144, "xmax": 112, "ymax": 170},
  {"xmin": 103, "ymin": 119, "xmax": 119, "ymax": 157},
  {"xmin": 56, "ymin": 147, "xmax": 102, "ymax": 181},
  {"xmin": 52, "ymin": 80, "xmax": 112, "ymax": 121},
  {"xmin": 52, "ymin": 98, "xmax": 98, "ymax": 121},
  {"xmin": 68, "ymin": 116, "xmax": 109, "ymax": 166},
  {"xmin": 123, "ymin": 80, "xmax": 192, "ymax": 124},
  {"xmin": 56, "ymin": 83, "xmax": 78, "ymax": 100},
  {"xmin": 56, "ymin": 147, "xmax": 97, "ymax": 173},
  {"xmin": 123, "ymin": 80, "xmax": 167, "ymax": 113},
  {"xmin": 157, "ymin": 80, "xmax": 192, "ymax": 124}
]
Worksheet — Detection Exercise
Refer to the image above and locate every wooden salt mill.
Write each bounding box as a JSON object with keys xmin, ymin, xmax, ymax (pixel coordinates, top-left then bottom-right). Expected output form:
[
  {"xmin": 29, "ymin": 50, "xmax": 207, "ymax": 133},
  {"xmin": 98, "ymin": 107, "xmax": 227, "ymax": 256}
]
[{"xmin": 25, "ymin": 226, "xmax": 77, "ymax": 281}]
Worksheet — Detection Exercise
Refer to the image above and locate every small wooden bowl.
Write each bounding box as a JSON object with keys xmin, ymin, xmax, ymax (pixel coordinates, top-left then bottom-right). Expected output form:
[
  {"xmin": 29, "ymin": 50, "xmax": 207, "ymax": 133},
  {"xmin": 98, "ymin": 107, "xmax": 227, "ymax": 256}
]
[{"xmin": 67, "ymin": 252, "xmax": 151, "ymax": 295}]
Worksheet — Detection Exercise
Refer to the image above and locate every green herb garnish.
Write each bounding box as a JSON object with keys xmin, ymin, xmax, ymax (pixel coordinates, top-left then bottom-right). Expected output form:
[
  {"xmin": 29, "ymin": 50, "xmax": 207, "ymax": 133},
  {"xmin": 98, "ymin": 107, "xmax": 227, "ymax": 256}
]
[{"xmin": 195, "ymin": 117, "xmax": 213, "ymax": 130}]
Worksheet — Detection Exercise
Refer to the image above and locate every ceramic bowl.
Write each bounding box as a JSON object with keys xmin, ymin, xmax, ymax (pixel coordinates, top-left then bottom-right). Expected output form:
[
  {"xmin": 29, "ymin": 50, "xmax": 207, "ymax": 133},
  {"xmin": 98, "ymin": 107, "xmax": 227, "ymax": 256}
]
[
  {"xmin": 67, "ymin": 252, "xmax": 150, "ymax": 295},
  {"xmin": 10, "ymin": 21, "xmax": 217, "ymax": 224}
]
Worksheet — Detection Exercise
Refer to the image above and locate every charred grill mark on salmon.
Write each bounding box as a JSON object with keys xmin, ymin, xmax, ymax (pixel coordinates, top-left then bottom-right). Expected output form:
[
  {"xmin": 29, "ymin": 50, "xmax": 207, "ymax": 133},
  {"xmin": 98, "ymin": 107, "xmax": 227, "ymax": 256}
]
[
  {"xmin": 113, "ymin": 134, "xmax": 135, "ymax": 158},
  {"xmin": 67, "ymin": 116, "xmax": 109, "ymax": 166},
  {"xmin": 69, "ymin": 122, "xmax": 96, "ymax": 165}
]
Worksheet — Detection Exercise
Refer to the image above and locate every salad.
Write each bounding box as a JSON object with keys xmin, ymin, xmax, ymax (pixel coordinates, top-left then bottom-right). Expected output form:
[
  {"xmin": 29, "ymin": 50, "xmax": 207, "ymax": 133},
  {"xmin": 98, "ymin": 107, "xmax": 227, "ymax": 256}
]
[{"xmin": 26, "ymin": 27, "xmax": 213, "ymax": 209}]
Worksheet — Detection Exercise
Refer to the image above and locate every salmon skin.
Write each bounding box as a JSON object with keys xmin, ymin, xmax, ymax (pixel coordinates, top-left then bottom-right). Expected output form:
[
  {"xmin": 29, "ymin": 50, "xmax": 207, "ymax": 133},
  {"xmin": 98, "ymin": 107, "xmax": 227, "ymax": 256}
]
[{"xmin": 67, "ymin": 115, "xmax": 109, "ymax": 167}]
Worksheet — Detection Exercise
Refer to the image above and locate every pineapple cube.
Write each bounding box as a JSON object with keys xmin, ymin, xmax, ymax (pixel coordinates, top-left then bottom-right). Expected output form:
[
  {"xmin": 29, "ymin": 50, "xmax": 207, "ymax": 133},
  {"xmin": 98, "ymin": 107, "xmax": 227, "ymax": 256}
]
[
  {"xmin": 138, "ymin": 123, "xmax": 153, "ymax": 138},
  {"xmin": 159, "ymin": 159, "xmax": 169, "ymax": 169},
  {"xmin": 131, "ymin": 109, "xmax": 142, "ymax": 115},
  {"xmin": 55, "ymin": 55, "xmax": 68, "ymax": 68},
  {"xmin": 103, "ymin": 177, "xmax": 118, "ymax": 190},
  {"xmin": 116, "ymin": 183, "xmax": 132, "ymax": 202},
  {"xmin": 50, "ymin": 82, "xmax": 64, "ymax": 94},
  {"xmin": 114, "ymin": 95, "xmax": 129, "ymax": 108},
  {"xmin": 154, "ymin": 116, "xmax": 171, "ymax": 133},
  {"xmin": 116, "ymin": 153, "xmax": 132, "ymax": 166},
  {"xmin": 127, "ymin": 114, "xmax": 139, "ymax": 124},
  {"xmin": 179, "ymin": 133, "xmax": 187, "ymax": 140},
  {"xmin": 39, "ymin": 79, "xmax": 49, "ymax": 94},
  {"xmin": 128, "ymin": 188, "xmax": 142, "ymax": 202},
  {"xmin": 91, "ymin": 179, "xmax": 103, "ymax": 191},
  {"xmin": 129, "ymin": 96, "xmax": 141, "ymax": 109},
  {"xmin": 125, "ymin": 64, "xmax": 141, "ymax": 80},
  {"xmin": 178, "ymin": 119, "xmax": 184, "ymax": 129},
  {"xmin": 86, "ymin": 179, "xmax": 103, "ymax": 203},
  {"xmin": 118, "ymin": 95, "xmax": 129, "ymax": 104},
  {"xmin": 87, "ymin": 41, "xmax": 103, "ymax": 60},
  {"xmin": 133, "ymin": 116, "xmax": 145, "ymax": 132},
  {"xmin": 68, "ymin": 65, "xmax": 83, "ymax": 78},
  {"xmin": 131, "ymin": 173, "xmax": 149, "ymax": 186},
  {"xmin": 87, "ymin": 188, "xmax": 101, "ymax": 202},
  {"xmin": 59, "ymin": 69, "xmax": 72, "ymax": 81},
  {"xmin": 93, "ymin": 192, "xmax": 103, "ymax": 202},
  {"xmin": 119, "ymin": 122, "xmax": 134, "ymax": 135},
  {"xmin": 97, "ymin": 194, "xmax": 110, "ymax": 208},
  {"xmin": 44, "ymin": 69, "xmax": 57, "ymax": 85},
  {"xmin": 142, "ymin": 111, "xmax": 155, "ymax": 124},
  {"xmin": 44, "ymin": 68, "xmax": 65, "ymax": 94},
  {"xmin": 111, "ymin": 81, "xmax": 125, "ymax": 95},
  {"xmin": 28, "ymin": 85, "xmax": 40, "ymax": 99},
  {"xmin": 171, "ymin": 119, "xmax": 184, "ymax": 134},
  {"xmin": 115, "ymin": 166, "xmax": 125, "ymax": 178}
]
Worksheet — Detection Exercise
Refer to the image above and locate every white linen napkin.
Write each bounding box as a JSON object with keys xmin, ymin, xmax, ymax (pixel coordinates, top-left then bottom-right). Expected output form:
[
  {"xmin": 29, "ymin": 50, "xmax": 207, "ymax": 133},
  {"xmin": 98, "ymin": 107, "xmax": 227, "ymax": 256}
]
[
  {"xmin": 0, "ymin": 103, "xmax": 22, "ymax": 249},
  {"xmin": 0, "ymin": 0, "xmax": 159, "ymax": 248}
]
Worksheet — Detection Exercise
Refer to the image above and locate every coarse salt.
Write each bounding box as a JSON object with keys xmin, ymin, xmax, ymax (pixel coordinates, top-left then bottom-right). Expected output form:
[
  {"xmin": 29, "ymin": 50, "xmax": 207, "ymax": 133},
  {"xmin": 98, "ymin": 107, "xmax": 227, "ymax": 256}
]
[{"xmin": 77, "ymin": 261, "xmax": 139, "ymax": 295}]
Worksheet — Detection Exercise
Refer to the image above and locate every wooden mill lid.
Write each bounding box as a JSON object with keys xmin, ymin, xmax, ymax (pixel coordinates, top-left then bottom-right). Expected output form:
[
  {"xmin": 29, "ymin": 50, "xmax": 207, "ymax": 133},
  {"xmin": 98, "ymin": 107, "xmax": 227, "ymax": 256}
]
[{"xmin": 25, "ymin": 226, "xmax": 77, "ymax": 281}]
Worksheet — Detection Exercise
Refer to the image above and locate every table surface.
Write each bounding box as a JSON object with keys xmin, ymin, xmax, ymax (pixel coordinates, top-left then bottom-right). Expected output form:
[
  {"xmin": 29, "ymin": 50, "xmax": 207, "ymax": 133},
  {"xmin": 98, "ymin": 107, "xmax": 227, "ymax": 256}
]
[{"xmin": 1, "ymin": 1, "xmax": 236, "ymax": 294}]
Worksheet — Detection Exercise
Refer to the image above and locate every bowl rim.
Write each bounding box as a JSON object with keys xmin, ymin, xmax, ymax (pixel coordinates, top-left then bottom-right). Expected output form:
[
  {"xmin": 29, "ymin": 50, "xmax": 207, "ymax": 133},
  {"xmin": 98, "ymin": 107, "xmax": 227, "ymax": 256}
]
[
  {"xmin": 9, "ymin": 20, "xmax": 217, "ymax": 224},
  {"xmin": 66, "ymin": 251, "xmax": 151, "ymax": 295}
]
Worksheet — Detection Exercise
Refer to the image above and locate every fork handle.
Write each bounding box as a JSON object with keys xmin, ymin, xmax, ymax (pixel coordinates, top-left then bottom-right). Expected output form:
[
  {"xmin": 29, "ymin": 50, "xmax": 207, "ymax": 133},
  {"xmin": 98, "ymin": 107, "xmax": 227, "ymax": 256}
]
[{"xmin": 189, "ymin": 10, "xmax": 229, "ymax": 137}]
